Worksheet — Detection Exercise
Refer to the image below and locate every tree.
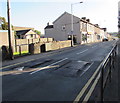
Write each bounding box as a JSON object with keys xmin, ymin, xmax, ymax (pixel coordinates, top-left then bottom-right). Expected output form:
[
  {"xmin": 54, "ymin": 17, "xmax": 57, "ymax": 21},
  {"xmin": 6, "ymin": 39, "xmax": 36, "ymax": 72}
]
[
  {"xmin": 0, "ymin": 16, "xmax": 13, "ymax": 30},
  {"xmin": 0, "ymin": 17, "xmax": 6, "ymax": 30},
  {"xmin": 2, "ymin": 22, "xmax": 8, "ymax": 30},
  {"xmin": 0, "ymin": 17, "xmax": 6, "ymax": 24},
  {"xmin": 34, "ymin": 30, "xmax": 41, "ymax": 35}
]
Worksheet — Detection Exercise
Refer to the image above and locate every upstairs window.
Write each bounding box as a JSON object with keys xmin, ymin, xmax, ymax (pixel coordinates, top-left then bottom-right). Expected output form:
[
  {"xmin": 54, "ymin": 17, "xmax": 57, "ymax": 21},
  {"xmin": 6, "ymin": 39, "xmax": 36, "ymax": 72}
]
[{"xmin": 62, "ymin": 25, "xmax": 66, "ymax": 30}]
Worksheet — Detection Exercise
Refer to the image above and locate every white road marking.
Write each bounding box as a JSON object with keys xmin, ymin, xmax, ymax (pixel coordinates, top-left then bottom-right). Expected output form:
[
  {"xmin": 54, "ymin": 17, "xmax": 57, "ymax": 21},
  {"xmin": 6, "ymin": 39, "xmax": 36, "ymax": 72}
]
[
  {"xmin": 77, "ymin": 49, "xmax": 88, "ymax": 55},
  {"xmin": 30, "ymin": 58, "xmax": 68, "ymax": 74},
  {"xmin": 80, "ymin": 62, "xmax": 94, "ymax": 76},
  {"xmin": 92, "ymin": 45, "xmax": 97, "ymax": 48}
]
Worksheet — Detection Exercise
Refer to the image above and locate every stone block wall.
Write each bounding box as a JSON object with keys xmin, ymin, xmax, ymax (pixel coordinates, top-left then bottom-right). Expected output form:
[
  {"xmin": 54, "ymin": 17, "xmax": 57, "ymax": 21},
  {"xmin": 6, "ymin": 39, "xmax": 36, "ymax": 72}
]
[
  {"xmin": 45, "ymin": 40, "xmax": 71, "ymax": 51},
  {"xmin": 29, "ymin": 40, "xmax": 71, "ymax": 54}
]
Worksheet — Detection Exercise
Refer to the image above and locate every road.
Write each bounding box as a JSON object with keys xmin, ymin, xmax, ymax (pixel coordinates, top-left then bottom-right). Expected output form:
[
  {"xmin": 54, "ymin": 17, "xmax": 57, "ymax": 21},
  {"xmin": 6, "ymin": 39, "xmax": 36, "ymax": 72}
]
[{"xmin": 2, "ymin": 40, "xmax": 117, "ymax": 102}]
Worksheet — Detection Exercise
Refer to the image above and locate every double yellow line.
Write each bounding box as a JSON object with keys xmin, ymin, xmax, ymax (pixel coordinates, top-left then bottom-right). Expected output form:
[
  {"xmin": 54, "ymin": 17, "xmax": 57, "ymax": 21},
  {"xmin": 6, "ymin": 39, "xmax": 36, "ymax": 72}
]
[{"xmin": 73, "ymin": 63, "xmax": 101, "ymax": 103}]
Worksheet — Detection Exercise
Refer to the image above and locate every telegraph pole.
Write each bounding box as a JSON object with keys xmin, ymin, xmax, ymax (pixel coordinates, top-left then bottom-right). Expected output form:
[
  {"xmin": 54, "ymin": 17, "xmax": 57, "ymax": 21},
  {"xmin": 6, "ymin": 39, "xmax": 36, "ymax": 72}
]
[{"xmin": 7, "ymin": 0, "xmax": 14, "ymax": 60}]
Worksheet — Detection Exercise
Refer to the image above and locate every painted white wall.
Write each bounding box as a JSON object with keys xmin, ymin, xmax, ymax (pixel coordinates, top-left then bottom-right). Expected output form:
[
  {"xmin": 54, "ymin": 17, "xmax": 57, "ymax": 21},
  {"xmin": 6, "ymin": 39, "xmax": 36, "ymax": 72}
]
[
  {"xmin": 24, "ymin": 30, "xmax": 40, "ymax": 39},
  {"xmin": 87, "ymin": 23, "xmax": 95, "ymax": 43},
  {"xmin": 0, "ymin": 30, "xmax": 14, "ymax": 48},
  {"xmin": 100, "ymin": 29, "xmax": 105, "ymax": 39}
]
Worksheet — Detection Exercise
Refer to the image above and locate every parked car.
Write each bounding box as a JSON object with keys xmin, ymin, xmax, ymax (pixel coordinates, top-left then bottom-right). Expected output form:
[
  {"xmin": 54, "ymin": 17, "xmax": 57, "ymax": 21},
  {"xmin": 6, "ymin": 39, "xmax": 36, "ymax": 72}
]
[{"xmin": 102, "ymin": 38, "xmax": 108, "ymax": 42}]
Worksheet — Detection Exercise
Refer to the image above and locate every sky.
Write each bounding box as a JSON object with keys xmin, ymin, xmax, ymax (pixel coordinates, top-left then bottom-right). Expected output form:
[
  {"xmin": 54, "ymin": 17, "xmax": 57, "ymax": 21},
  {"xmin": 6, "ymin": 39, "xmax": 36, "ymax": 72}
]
[{"xmin": 0, "ymin": 0, "xmax": 119, "ymax": 34}]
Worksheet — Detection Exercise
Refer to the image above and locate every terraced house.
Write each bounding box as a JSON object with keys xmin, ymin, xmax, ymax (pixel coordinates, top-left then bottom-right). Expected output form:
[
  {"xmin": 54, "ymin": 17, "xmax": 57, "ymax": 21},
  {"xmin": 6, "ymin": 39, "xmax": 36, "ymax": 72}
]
[{"xmin": 45, "ymin": 12, "xmax": 107, "ymax": 44}]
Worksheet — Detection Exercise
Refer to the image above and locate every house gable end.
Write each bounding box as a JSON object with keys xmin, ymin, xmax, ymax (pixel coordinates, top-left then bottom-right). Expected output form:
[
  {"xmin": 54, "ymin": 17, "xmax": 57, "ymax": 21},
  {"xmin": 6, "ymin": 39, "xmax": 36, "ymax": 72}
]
[
  {"xmin": 53, "ymin": 12, "xmax": 80, "ymax": 25},
  {"xmin": 25, "ymin": 29, "xmax": 36, "ymax": 35},
  {"xmin": 53, "ymin": 12, "xmax": 67, "ymax": 24}
]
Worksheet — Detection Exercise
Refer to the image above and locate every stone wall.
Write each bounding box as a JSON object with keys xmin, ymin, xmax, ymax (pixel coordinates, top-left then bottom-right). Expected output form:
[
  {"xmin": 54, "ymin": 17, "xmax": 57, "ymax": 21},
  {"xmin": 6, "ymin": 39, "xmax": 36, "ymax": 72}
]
[
  {"xmin": 45, "ymin": 40, "xmax": 71, "ymax": 51},
  {"xmin": 0, "ymin": 30, "xmax": 53, "ymax": 53},
  {"xmin": 29, "ymin": 40, "xmax": 71, "ymax": 54},
  {"xmin": 14, "ymin": 38, "xmax": 53, "ymax": 52}
]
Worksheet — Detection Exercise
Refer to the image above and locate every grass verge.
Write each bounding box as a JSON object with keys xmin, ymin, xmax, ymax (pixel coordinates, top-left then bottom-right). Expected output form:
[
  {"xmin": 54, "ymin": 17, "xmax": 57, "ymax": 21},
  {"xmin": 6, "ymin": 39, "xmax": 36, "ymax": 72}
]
[{"xmin": 13, "ymin": 51, "xmax": 29, "ymax": 56}]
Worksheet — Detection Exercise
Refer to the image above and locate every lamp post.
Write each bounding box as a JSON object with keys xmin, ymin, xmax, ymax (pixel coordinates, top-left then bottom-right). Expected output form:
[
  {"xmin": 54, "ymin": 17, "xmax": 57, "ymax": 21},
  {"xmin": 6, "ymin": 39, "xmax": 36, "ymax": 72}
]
[
  {"xmin": 7, "ymin": 0, "xmax": 14, "ymax": 60},
  {"xmin": 71, "ymin": 1, "xmax": 83, "ymax": 46}
]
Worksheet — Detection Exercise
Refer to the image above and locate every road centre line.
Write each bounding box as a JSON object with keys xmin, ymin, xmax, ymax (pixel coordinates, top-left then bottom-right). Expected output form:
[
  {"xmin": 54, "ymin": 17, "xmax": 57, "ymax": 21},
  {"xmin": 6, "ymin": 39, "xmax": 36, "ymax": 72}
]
[
  {"xmin": 30, "ymin": 58, "xmax": 68, "ymax": 74},
  {"xmin": 73, "ymin": 61, "xmax": 101, "ymax": 103},
  {"xmin": 77, "ymin": 49, "xmax": 88, "ymax": 55},
  {"xmin": 92, "ymin": 45, "xmax": 97, "ymax": 48}
]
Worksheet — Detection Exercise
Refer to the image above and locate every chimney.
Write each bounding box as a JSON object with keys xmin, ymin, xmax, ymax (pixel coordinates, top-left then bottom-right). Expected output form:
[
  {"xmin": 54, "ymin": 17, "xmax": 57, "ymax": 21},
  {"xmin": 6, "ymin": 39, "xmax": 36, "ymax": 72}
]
[
  {"xmin": 102, "ymin": 28, "xmax": 107, "ymax": 31},
  {"xmin": 86, "ymin": 19, "xmax": 90, "ymax": 22},
  {"xmin": 47, "ymin": 22, "xmax": 49, "ymax": 26},
  {"xmin": 81, "ymin": 17, "xmax": 86, "ymax": 20},
  {"xmin": 95, "ymin": 24, "xmax": 99, "ymax": 27}
]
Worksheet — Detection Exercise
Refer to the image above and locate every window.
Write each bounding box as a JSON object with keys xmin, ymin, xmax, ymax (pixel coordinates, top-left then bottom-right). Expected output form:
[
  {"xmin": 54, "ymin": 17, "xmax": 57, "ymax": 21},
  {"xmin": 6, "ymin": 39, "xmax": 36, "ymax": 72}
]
[
  {"xmin": 97, "ymin": 35, "xmax": 100, "ymax": 40},
  {"xmin": 62, "ymin": 25, "xmax": 66, "ymax": 30},
  {"xmin": 30, "ymin": 34, "xmax": 33, "ymax": 38}
]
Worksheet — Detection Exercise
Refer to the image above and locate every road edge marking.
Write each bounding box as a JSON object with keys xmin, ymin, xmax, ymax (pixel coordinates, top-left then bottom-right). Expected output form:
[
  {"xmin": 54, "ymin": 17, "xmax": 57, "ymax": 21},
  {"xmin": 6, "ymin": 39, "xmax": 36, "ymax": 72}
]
[{"xmin": 82, "ymin": 72, "xmax": 101, "ymax": 102}]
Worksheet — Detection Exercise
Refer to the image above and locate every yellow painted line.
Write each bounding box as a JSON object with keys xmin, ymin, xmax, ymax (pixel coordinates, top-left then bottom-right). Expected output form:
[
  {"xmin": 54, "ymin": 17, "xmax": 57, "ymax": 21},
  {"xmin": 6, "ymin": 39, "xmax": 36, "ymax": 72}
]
[
  {"xmin": 82, "ymin": 73, "xmax": 101, "ymax": 102},
  {"xmin": 73, "ymin": 63, "xmax": 101, "ymax": 103}
]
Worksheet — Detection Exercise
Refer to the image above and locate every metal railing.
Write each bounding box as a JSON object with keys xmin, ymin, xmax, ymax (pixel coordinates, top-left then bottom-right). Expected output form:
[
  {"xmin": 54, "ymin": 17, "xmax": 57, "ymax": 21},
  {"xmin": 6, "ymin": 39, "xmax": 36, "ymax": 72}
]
[{"xmin": 99, "ymin": 42, "xmax": 117, "ymax": 102}]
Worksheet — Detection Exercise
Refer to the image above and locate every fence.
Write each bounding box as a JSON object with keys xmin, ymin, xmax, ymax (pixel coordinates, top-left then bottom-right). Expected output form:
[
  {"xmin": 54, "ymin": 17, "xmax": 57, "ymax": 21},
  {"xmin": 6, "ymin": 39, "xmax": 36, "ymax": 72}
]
[
  {"xmin": 100, "ymin": 43, "xmax": 117, "ymax": 101},
  {"xmin": 80, "ymin": 41, "xmax": 118, "ymax": 102}
]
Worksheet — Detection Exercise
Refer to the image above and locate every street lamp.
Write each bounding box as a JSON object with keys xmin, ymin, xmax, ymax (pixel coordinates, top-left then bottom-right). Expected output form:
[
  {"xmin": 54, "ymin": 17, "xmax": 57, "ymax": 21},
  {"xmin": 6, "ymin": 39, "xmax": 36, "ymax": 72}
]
[{"xmin": 71, "ymin": 1, "xmax": 83, "ymax": 46}]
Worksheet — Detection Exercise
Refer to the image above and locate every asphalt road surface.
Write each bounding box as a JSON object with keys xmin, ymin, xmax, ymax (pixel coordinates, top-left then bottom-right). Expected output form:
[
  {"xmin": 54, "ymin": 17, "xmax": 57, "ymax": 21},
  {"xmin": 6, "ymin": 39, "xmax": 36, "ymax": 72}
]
[{"xmin": 2, "ymin": 40, "xmax": 117, "ymax": 102}]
